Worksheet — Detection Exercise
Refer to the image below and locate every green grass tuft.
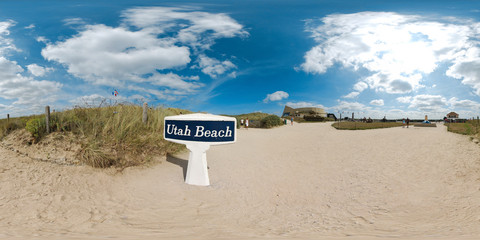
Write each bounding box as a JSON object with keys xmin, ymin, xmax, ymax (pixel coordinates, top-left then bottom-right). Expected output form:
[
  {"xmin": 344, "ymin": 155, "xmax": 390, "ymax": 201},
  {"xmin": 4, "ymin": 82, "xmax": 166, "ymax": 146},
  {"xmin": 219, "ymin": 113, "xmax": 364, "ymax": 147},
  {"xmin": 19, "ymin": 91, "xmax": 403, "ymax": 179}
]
[{"xmin": 332, "ymin": 121, "xmax": 403, "ymax": 130}]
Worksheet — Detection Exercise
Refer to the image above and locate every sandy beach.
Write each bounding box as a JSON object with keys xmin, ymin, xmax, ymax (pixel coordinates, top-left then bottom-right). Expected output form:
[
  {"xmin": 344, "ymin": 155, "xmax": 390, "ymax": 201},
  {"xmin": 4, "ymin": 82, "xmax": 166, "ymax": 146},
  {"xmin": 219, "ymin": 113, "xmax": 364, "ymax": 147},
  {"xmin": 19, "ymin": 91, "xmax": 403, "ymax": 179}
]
[{"xmin": 1, "ymin": 123, "xmax": 480, "ymax": 239}]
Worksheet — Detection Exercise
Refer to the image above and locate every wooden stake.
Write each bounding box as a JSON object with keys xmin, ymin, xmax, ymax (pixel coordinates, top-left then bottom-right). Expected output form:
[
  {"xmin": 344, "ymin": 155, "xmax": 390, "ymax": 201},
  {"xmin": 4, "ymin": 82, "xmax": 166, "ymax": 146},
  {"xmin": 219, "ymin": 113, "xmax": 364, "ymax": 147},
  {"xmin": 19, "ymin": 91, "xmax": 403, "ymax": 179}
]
[
  {"xmin": 45, "ymin": 106, "xmax": 50, "ymax": 134},
  {"xmin": 143, "ymin": 102, "xmax": 148, "ymax": 124}
]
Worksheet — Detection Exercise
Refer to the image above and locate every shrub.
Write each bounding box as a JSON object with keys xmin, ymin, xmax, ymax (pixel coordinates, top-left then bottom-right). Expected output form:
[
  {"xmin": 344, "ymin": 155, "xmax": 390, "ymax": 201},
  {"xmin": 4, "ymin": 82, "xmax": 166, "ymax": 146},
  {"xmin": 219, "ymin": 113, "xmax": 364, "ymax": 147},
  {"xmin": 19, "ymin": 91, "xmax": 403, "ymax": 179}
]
[
  {"xmin": 261, "ymin": 115, "xmax": 283, "ymax": 128},
  {"xmin": 25, "ymin": 117, "xmax": 46, "ymax": 141},
  {"xmin": 77, "ymin": 142, "xmax": 116, "ymax": 168},
  {"xmin": 1, "ymin": 121, "xmax": 21, "ymax": 139},
  {"xmin": 303, "ymin": 116, "xmax": 325, "ymax": 121}
]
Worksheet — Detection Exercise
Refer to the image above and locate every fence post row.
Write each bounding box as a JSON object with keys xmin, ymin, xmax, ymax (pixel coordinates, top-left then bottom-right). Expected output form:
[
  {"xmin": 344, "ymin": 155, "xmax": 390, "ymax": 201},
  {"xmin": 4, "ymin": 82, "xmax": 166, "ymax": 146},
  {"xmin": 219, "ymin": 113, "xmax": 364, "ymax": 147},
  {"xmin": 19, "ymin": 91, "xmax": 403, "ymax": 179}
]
[
  {"xmin": 143, "ymin": 102, "xmax": 148, "ymax": 124},
  {"xmin": 45, "ymin": 106, "xmax": 50, "ymax": 134}
]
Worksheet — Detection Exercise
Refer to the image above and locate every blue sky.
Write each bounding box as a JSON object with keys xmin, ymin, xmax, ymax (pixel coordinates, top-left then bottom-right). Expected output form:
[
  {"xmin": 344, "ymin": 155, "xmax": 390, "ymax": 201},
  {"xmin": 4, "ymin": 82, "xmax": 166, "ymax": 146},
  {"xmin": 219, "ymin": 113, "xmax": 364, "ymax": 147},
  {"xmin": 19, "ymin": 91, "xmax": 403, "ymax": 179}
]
[{"xmin": 1, "ymin": 0, "xmax": 480, "ymax": 119}]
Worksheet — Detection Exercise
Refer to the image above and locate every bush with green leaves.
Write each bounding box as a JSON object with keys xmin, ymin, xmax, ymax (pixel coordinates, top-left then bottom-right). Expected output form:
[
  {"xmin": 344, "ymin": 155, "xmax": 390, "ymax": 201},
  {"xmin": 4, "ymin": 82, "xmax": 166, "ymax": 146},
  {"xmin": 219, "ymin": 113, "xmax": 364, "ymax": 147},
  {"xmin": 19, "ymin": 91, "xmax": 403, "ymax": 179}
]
[
  {"xmin": 25, "ymin": 117, "xmax": 46, "ymax": 141},
  {"xmin": 261, "ymin": 115, "xmax": 283, "ymax": 128}
]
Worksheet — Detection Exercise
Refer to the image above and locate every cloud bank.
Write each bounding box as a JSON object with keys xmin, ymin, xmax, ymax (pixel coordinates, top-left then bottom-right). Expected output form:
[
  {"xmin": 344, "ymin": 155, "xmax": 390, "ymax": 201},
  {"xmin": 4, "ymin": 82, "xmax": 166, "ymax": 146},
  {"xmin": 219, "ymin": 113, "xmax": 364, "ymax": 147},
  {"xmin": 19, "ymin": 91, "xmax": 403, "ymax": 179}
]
[
  {"xmin": 42, "ymin": 7, "xmax": 247, "ymax": 100},
  {"xmin": 0, "ymin": 22, "xmax": 62, "ymax": 114},
  {"xmin": 301, "ymin": 12, "xmax": 480, "ymax": 95}
]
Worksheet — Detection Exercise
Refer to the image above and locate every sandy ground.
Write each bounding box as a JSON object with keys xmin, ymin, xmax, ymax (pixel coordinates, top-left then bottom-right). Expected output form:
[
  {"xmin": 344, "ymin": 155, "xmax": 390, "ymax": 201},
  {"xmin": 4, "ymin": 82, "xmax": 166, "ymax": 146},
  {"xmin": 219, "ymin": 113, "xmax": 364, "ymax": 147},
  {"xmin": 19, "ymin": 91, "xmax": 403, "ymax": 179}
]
[{"xmin": 1, "ymin": 123, "xmax": 480, "ymax": 239}]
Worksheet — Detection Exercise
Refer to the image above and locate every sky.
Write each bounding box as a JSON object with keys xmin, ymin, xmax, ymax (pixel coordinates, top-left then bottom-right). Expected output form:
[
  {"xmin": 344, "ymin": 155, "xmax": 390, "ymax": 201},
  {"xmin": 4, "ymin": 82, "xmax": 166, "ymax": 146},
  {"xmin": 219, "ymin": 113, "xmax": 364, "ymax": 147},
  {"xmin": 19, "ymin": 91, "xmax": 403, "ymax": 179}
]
[{"xmin": 1, "ymin": 0, "xmax": 480, "ymax": 119}]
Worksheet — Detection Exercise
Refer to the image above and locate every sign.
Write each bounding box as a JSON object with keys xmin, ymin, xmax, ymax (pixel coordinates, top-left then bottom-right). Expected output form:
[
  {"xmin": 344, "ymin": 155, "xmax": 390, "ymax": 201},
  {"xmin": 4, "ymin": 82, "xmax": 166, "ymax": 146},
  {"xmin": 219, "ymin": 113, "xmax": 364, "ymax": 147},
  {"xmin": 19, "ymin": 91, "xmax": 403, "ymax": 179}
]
[
  {"xmin": 164, "ymin": 120, "xmax": 235, "ymax": 143},
  {"xmin": 164, "ymin": 113, "xmax": 237, "ymax": 186}
]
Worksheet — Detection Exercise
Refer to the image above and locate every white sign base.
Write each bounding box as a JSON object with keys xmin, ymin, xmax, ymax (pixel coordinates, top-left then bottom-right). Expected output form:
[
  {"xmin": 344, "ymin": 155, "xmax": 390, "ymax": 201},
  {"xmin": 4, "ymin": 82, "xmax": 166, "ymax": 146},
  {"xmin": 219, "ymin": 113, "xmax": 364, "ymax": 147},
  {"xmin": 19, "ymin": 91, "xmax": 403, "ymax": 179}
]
[
  {"xmin": 185, "ymin": 143, "xmax": 211, "ymax": 186},
  {"xmin": 164, "ymin": 113, "xmax": 236, "ymax": 186}
]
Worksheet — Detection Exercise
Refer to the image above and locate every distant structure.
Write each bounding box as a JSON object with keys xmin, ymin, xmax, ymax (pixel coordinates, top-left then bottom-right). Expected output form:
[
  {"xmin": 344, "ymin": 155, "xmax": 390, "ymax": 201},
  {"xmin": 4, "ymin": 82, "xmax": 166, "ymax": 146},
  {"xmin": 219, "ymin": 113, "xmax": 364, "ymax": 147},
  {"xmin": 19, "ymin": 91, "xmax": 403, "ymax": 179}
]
[
  {"xmin": 327, "ymin": 113, "xmax": 337, "ymax": 121},
  {"xmin": 282, "ymin": 105, "xmax": 327, "ymax": 119},
  {"xmin": 446, "ymin": 112, "xmax": 459, "ymax": 120}
]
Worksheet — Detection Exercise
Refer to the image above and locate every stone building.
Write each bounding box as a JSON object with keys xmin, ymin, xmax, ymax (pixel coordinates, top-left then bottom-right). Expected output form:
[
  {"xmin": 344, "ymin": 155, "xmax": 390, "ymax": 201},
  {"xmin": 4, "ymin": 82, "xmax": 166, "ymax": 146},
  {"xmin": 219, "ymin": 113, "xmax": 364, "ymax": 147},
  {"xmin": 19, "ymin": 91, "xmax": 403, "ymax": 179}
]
[
  {"xmin": 281, "ymin": 105, "xmax": 327, "ymax": 118},
  {"xmin": 446, "ymin": 112, "xmax": 459, "ymax": 120}
]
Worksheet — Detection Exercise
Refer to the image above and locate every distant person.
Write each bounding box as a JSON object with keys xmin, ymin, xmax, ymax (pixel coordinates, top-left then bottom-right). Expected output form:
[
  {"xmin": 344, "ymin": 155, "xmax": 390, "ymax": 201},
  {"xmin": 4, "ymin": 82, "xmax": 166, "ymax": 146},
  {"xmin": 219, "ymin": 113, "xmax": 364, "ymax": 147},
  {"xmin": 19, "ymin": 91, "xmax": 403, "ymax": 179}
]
[
  {"xmin": 402, "ymin": 118, "xmax": 405, "ymax": 128},
  {"xmin": 241, "ymin": 118, "xmax": 244, "ymax": 126},
  {"xmin": 291, "ymin": 117, "xmax": 294, "ymax": 125},
  {"xmin": 284, "ymin": 119, "xmax": 287, "ymax": 125},
  {"xmin": 406, "ymin": 118, "xmax": 410, "ymax": 128},
  {"xmin": 245, "ymin": 118, "xmax": 249, "ymax": 129}
]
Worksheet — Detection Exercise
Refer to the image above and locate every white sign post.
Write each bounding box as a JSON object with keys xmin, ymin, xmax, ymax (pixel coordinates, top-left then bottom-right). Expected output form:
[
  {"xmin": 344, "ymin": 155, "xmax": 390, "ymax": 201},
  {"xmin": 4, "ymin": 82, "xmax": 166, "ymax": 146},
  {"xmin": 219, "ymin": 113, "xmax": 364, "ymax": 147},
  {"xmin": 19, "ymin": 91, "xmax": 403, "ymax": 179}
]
[{"xmin": 164, "ymin": 113, "xmax": 237, "ymax": 186}]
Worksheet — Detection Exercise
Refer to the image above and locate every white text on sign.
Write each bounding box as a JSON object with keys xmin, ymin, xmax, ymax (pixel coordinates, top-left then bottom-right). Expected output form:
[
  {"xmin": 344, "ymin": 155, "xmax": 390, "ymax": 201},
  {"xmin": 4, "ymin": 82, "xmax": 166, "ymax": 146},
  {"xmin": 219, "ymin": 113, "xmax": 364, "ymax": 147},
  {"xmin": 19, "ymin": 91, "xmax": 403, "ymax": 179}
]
[{"xmin": 166, "ymin": 124, "xmax": 233, "ymax": 138}]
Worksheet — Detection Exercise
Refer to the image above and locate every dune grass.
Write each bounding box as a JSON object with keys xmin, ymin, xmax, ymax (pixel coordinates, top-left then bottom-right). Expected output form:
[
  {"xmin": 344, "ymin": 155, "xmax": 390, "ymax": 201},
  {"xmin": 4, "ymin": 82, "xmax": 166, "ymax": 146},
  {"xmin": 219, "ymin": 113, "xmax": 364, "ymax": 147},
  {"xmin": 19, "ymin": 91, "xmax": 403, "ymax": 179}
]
[
  {"xmin": 1, "ymin": 105, "xmax": 189, "ymax": 168},
  {"xmin": 230, "ymin": 112, "xmax": 283, "ymax": 128},
  {"xmin": 446, "ymin": 120, "xmax": 480, "ymax": 135},
  {"xmin": 0, "ymin": 115, "xmax": 38, "ymax": 140},
  {"xmin": 232, "ymin": 112, "xmax": 271, "ymax": 121},
  {"xmin": 332, "ymin": 121, "xmax": 404, "ymax": 130}
]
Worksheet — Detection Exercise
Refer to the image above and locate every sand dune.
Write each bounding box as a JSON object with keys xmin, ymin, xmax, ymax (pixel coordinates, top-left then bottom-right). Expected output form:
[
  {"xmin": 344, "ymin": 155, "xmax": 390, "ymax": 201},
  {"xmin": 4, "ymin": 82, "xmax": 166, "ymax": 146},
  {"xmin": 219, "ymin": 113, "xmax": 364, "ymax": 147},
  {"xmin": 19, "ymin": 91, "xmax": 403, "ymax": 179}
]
[{"xmin": 1, "ymin": 123, "xmax": 480, "ymax": 239}]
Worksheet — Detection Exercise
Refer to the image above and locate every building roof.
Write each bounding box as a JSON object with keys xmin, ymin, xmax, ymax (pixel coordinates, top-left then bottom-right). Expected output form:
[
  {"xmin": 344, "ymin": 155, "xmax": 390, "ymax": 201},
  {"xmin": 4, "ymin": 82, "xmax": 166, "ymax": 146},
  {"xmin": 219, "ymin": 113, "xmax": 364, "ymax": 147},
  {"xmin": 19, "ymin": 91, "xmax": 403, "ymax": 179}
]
[
  {"xmin": 447, "ymin": 112, "xmax": 459, "ymax": 118},
  {"xmin": 282, "ymin": 105, "xmax": 327, "ymax": 117}
]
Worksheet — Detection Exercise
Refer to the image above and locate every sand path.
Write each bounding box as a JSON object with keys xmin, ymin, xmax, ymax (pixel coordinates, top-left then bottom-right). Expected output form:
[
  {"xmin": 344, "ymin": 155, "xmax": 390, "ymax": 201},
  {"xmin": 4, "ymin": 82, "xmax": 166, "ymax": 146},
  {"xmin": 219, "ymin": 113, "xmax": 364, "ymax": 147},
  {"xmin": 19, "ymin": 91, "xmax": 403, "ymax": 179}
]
[{"xmin": 1, "ymin": 123, "xmax": 480, "ymax": 239}]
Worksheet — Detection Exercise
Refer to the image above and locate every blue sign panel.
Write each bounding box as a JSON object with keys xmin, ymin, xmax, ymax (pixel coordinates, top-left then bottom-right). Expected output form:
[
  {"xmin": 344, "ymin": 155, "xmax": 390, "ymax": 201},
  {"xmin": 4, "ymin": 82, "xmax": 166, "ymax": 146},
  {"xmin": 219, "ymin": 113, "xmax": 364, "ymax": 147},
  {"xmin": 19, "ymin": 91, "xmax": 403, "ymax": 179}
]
[{"xmin": 164, "ymin": 120, "xmax": 235, "ymax": 142}]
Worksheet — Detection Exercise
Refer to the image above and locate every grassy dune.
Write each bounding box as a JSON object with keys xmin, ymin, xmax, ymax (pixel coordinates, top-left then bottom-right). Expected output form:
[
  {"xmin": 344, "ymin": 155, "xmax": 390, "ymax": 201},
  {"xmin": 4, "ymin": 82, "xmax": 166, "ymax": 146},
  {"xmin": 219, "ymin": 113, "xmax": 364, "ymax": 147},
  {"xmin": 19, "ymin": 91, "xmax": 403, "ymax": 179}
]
[
  {"xmin": 230, "ymin": 112, "xmax": 283, "ymax": 128},
  {"xmin": 1, "ymin": 106, "xmax": 284, "ymax": 168},
  {"xmin": 1, "ymin": 105, "xmax": 189, "ymax": 168},
  {"xmin": 446, "ymin": 120, "xmax": 480, "ymax": 135},
  {"xmin": 332, "ymin": 121, "xmax": 404, "ymax": 130}
]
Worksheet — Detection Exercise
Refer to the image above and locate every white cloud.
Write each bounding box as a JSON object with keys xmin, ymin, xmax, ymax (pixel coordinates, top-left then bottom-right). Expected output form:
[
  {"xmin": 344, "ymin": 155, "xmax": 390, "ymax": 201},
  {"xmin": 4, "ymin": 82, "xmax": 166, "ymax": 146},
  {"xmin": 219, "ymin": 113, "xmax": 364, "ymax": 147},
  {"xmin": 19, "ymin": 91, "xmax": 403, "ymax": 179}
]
[
  {"xmin": 41, "ymin": 7, "xmax": 247, "ymax": 100},
  {"xmin": 331, "ymin": 101, "xmax": 369, "ymax": 112},
  {"xmin": 25, "ymin": 24, "xmax": 35, "ymax": 29},
  {"xmin": 63, "ymin": 18, "xmax": 86, "ymax": 26},
  {"xmin": 448, "ymin": 97, "xmax": 480, "ymax": 111},
  {"xmin": 121, "ymin": 7, "xmax": 248, "ymax": 50},
  {"xmin": 27, "ymin": 64, "xmax": 53, "ymax": 77},
  {"xmin": 353, "ymin": 81, "xmax": 368, "ymax": 92},
  {"xmin": 0, "ymin": 57, "xmax": 62, "ymax": 107},
  {"xmin": 0, "ymin": 22, "xmax": 62, "ymax": 115},
  {"xmin": 42, "ymin": 24, "xmax": 191, "ymax": 86},
  {"xmin": 0, "ymin": 103, "xmax": 10, "ymax": 110},
  {"xmin": 285, "ymin": 101, "xmax": 325, "ymax": 109},
  {"xmin": 446, "ymin": 47, "xmax": 480, "ymax": 95},
  {"xmin": 0, "ymin": 20, "xmax": 17, "ymax": 54},
  {"xmin": 396, "ymin": 96, "xmax": 412, "ymax": 103},
  {"xmin": 343, "ymin": 91, "xmax": 360, "ymax": 99},
  {"xmin": 408, "ymin": 94, "xmax": 447, "ymax": 112},
  {"xmin": 301, "ymin": 12, "xmax": 480, "ymax": 94},
  {"xmin": 147, "ymin": 72, "xmax": 203, "ymax": 93},
  {"xmin": 36, "ymin": 36, "xmax": 48, "ymax": 43},
  {"xmin": 370, "ymin": 99, "xmax": 384, "ymax": 106},
  {"xmin": 264, "ymin": 91, "xmax": 289, "ymax": 103},
  {"xmin": 385, "ymin": 108, "xmax": 424, "ymax": 119},
  {"xmin": 197, "ymin": 54, "xmax": 237, "ymax": 78}
]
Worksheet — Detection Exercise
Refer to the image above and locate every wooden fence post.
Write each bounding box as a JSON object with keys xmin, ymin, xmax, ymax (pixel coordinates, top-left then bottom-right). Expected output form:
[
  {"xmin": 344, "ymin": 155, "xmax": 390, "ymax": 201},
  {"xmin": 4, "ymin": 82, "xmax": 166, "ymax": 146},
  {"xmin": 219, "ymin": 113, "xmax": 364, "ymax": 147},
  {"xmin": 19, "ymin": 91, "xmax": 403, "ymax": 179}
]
[
  {"xmin": 45, "ymin": 106, "xmax": 50, "ymax": 134},
  {"xmin": 143, "ymin": 102, "xmax": 148, "ymax": 124},
  {"xmin": 7, "ymin": 114, "xmax": 9, "ymax": 123}
]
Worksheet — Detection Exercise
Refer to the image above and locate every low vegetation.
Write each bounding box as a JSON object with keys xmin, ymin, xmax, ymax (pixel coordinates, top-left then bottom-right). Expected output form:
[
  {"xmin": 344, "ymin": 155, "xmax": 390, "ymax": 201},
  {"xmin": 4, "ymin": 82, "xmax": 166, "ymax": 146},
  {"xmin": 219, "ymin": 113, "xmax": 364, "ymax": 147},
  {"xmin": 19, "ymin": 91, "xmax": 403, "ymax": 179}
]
[
  {"xmin": 1, "ymin": 105, "xmax": 189, "ymax": 168},
  {"xmin": 231, "ymin": 112, "xmax": 283, "ymax": 128},
  {"xmin": 332, "ymin": 121, "xmax": 404, "ymax": 130},
  {"xmin": 0, "ymin": 115, "xmax": 38, "ymax": 140},
  {"xmin": 446, "ymin": 120, "xmax": 480, "ymax": 135},
  {"xmin": 1, "ymin": 106, "xmax": 287, "ymax": 169},
  {"xmin": 261, "ymin": 115, "xmax": 283, "ymax": 128},
  {"xmin": 303, "ymin": 116, "xmax": 336, "ymax": 122}
]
